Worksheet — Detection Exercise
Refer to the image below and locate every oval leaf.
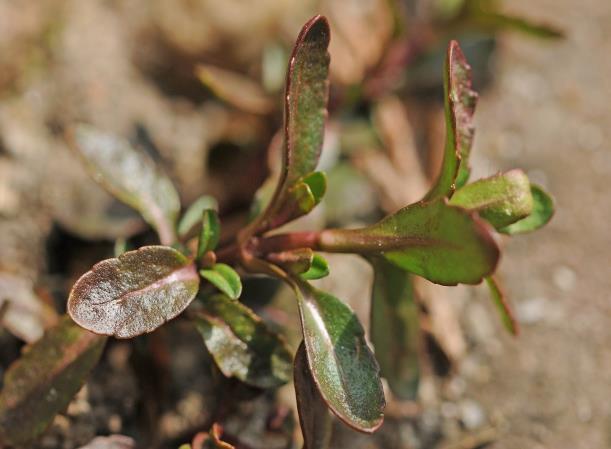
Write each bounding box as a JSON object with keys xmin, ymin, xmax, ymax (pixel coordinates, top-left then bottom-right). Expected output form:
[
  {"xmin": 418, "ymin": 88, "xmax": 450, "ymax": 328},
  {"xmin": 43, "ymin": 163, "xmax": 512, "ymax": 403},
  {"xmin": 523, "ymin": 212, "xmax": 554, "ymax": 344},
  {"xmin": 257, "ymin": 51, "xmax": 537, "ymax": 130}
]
[
  {"xmin": 500, "ymin": 184, "xmax": 554, "ymax": 234},
  {"xmin": 425, "ymin": 40, "xmax": 478, "ymax": 199},
  {"xmin": 294, "ymin": 343, "xmax": 332, "ymax": 449},
  {"xmin": 449, "ymin": 169, "xmax": 533, "ymax": 229},
  {"xmin": 0, "ymin": 316, "xmax": 106, "ymax": 446},
  {"xmin": 68, "ymin": 246, "xmax": 200, "ymax": 338},
  {"xmin": 69, "ymin": 125, "xmax": 181, "ymax": 245},
  {"xmin": 267, "ymin": 248, "xmax": 314, "ymax": 275},
  {"xmin": 193, "ymin": 295, "xmax": 292, "ymax": 388},
  {"xmin": 200, "ymin": 264, "xmax": 242, "ymax": 300},
  {"xmin": 248, "ymin": 16, "xmax": 330, "ymax": 234},
  {"xmin": 485, "ymin": 276, "xmax": 519, "ymax": 336},
  {"xmin": 300, "ymin": 254, "xmax": 330, "ymax": 281},
  {"xmin": 369, "ymin": 258, "xmax": 420, "ymax": 400},
  {"xmin": 178, "ymin": 195, "xmax": 218, "ymax": 238},
  {"xmin": 319, "ymin": 198, "xmax": 499, "ymax": 285},
  {"xmin": 198, "ymin": 209, "xmax": 221, "ymax": 258},
  {"xmin": 290, "ymin": 278, "xmax": 385, "ymax": 433}
]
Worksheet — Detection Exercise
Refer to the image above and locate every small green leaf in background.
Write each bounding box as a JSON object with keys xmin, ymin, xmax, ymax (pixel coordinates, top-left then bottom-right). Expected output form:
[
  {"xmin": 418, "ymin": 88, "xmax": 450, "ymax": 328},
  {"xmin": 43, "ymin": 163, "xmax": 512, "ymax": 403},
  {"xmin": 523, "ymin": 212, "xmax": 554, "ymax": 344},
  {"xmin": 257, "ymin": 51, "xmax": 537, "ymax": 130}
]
[
  {"xmin": 425, "ymin": 40, "xmax": 478, "ymax": 200},
  {"xmin": 289, "ymin": 277, "xmax": 385, "ymax": 433},
  {"xmin": 301, "ymin": 171, "xmax": 327, "ymax": 203},
  {"xmin": 68, "ymin": 246, "xmax": 200, "ymax": 338},
  {"xmin": 369, "ymin": 258, "xmax": 420, "ymax": 400},
  {"xmin": 485, "ymin": 276, "xmax": 519, "ymax": 336},
  {"xmin": 500, "ymin": 184, "xmax": 554, "ymax": 234},
  {"xmin": 300, "ymin": 254, "xmax": 330, "ymax": 281},
  {"xmin": 471, "ymin": 10, "xmax": 564, "ymax": 39},
  {"xmin": 69, "ymin": 125, "xmax": 181, "ymax": 245},
  {"xmin": 449, "ymin": 169, "xmax": 533, "ymax": 229},
  {"xmin": 193, "ymin": 294, "xmax": 292, "ymax": 389},
  {"xmin": 197, "ymin": 209, "xmax": 221, "ymax": 258},
  {"xmin": 178, "ymin": 195, "xmax": 218, "ymax": 238},
  {"xmin": 200, "ymin": 264, "xmax": 242, "ymax": 300},
  {"xmin": 294, "ymin": 343, "xmax": 333, "ymax": 449},
  {"xmin": 196, "ymin": 64, "xmax": 274, "ymax": 115},
  {"xmin": 0, "ymin": 316, "xmax": 106, "ymax": 447},
  {"xmin": 319, "ymin": 198, "xmax": 499, "ymax": 286},
  {"xmin": 248, "ymin": 15, "xmax": 330, "ymax": 234}
]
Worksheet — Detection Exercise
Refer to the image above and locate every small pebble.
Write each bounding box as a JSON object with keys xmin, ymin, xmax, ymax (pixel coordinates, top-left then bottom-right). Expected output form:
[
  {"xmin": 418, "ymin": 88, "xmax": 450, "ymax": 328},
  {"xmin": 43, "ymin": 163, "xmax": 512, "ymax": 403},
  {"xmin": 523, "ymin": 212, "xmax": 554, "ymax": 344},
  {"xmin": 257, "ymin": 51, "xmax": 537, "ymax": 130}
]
[
  {"xmin": 459, "ymin": 399, "xmax": 486, "ymax": 430},
  {"xmin": 516, "ymin": 297, "xmax": 548, "ymax": 324},
  {"xmin": 553, "ymin": 265, "xmax": 577, "ymax": 292}
]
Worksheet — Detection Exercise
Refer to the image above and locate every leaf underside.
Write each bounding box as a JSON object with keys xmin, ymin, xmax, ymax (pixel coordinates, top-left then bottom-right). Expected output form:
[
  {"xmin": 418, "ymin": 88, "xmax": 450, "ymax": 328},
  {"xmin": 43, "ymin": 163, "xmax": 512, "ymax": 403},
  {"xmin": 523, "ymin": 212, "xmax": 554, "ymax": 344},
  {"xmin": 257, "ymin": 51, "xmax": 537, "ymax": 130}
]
[
  {"xmin": 291, "ymin": 278, "xmax": 385, "ymax": 433},
  {"xmin": 0, "ymin": 316, "xmax": 106, "ymax": 446},
  {"xmin": 193, "ymin": 294, "xmax": 292, "ymax": 389},
  {"xmin": 294, "ymin": 342, "xmax": 333, "ymax": 449},
  {"xmin": 68, "ymin": 246, "xmax": 199, "ymax": 338}
]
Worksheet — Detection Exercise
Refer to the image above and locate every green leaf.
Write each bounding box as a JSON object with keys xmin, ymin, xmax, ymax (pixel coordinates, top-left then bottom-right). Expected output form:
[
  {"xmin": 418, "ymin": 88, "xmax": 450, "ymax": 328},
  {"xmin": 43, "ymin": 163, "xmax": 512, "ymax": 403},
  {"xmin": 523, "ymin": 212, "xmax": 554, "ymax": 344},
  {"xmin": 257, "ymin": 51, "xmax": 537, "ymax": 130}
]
[
  {"xmin": 198, "ymin": 209, "xmax": 221, "ymax": 258},
  {"xmin": 193, "ymin": 295, "xmax": 292, "ymax": 389},
  {"xmin": 267, "ymin": 248, "xmax": 314, "ymax": 275},
  {"xmin": 249, "ymin": 16, "xmax": 330, "ymax": 234},
  {"xmin": 449, "ymin": 169, "xmax": 533, "ymax": 229},
  {"xmin": 178, "ymin": 195, "xmax": 218, "ymax": 238},
  {"xmin": 0, "ymin": 316, "xmax": 106, "ymax": 446},
  {"xmin": 294, "ymin": 343, "xmax": 332, "ymax": 449},
  {"xmin": 301, "ymin": 171, "xmax": 327, "ymax": 203},
  {"xmin": 196, "ymin": 64, "xmax": 274, "ymax": 114},
  {"xmin": 369, "ymin": 258, "xmax": 420, "ymax": 400},
  {"xmin": 500, "ymin": 184, "xmax": 554, "ymax": 234},
  {"xmin": 424, "ymin": 40, "xmax": 478, "ymax": 199},
  {"xmin": 200, "ymin": 264, "xmax": 242, "ymax": 300},
  {"xmin": 69, "ymin": 125, "xmax": 181, "ymax": 245},
  {"xmin": 319, "ymin": 198, "xmax": 499, "ymax": 285},
  {"xmin": 485, "ymin": 276, "xmax": 519, "ymax": 336},
  {"xmin": 300, "ymin": 254, "xmax": 330, "ymax": 281},
  {"xmin": 289, "ymin": 278, "xmax": 385, "ymax": 433},
  {"xmin": 68, "ymin": 246, "xmax": 200, "ymax": 338},
  {"xmin": 472, "ymin": 11, "xmax": 564, "ymax": 39}
]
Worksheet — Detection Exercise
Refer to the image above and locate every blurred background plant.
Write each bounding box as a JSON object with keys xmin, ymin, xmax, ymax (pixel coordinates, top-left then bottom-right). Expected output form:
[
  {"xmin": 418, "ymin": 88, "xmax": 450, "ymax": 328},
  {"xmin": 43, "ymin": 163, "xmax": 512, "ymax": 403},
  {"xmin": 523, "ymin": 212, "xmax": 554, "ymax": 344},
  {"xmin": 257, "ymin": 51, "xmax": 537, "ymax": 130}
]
[{"xmin": 2, "ymin": 0, "xmax": 609, "ymax": 448}]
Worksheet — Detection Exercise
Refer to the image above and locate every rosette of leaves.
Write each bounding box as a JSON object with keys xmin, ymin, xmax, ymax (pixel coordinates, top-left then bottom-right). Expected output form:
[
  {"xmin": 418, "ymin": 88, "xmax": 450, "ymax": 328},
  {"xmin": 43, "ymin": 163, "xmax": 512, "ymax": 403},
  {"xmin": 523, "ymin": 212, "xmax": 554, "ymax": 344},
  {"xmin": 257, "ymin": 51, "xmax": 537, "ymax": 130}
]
[{"xmin": 0, "ymin": 14, "xmax": 553, "ymax": 448}]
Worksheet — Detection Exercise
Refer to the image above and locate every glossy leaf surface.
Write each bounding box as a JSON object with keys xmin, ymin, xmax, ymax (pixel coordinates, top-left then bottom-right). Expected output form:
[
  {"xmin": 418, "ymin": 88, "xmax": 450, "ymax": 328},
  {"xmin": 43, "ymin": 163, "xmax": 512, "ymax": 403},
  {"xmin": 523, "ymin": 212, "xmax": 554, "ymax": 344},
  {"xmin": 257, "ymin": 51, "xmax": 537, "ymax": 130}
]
[
  {"xmin": 369, "ymin": 258, "xmax": 420, "ymax": 400},
  {"xmin": 0, "ymin": 316, "xmax": 106, "ymax": 446},
  {"xmin": 200, "ymin": 264, "xmax": 242, "ymax": 300},
  {"xmin": 178, "ymin": 195, "xmax": 218, "ymax": 238},
  {"xmin": 300, "ymin": 254, "xmax": 330, "ymax": 280},
  {"xmin": 485, "ymin": 276, "xmax": 519, "ymax": 336},
  {"xmin": 294, "ymin": 343, "xmax": 332, "ymax": 449},
  {"xmin": 252, "ymin": 16, "xmax": 330, "ymax": 233},
  {"xmin": 198, "ymin": 209, "xmax": 221, "ymax": 258},
  {"xmin": 319, "ymin": 198, "xmax": 499, "ymax": 285},
  {"xmin": 500, "ymin": 184, "xmax": 554, "ymax": 234},
  {"xmin": 70, "ymin": 125, "xmax": 181, "ymax": 245},
  {"xmin": 425, "ymin": 40, "xmax": 477, "ymax": 199},
  {"xmin": 449, "ymin": 169, "xmax": 533, "ymax": 229},
  {"xmin": 290, "ymin": 278, "xmax": 385, "ymax": 432},
  {"xmin": 193, "ymin": 294, "xmax": 292, "ymax": 388},
  {"xmin": 68, "ymin": 246, "xmax": 199, "ymax": 338},
  {"xmin": 196, "ymin": 64, "xmax": 274, "ymax": 114}
]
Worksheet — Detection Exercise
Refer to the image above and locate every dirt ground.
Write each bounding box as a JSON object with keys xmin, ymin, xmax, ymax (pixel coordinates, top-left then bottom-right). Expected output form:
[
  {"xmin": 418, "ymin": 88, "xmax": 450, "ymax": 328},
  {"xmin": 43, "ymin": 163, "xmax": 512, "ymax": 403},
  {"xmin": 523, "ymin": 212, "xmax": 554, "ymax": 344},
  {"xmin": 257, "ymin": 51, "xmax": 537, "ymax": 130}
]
[
  {"xmin": 0, "ymin": 0, "xmax": 610, "ymax": 448},
  {"xmin": 464, "ymin": 0, "xmax": 611, "ymax": 448}
]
